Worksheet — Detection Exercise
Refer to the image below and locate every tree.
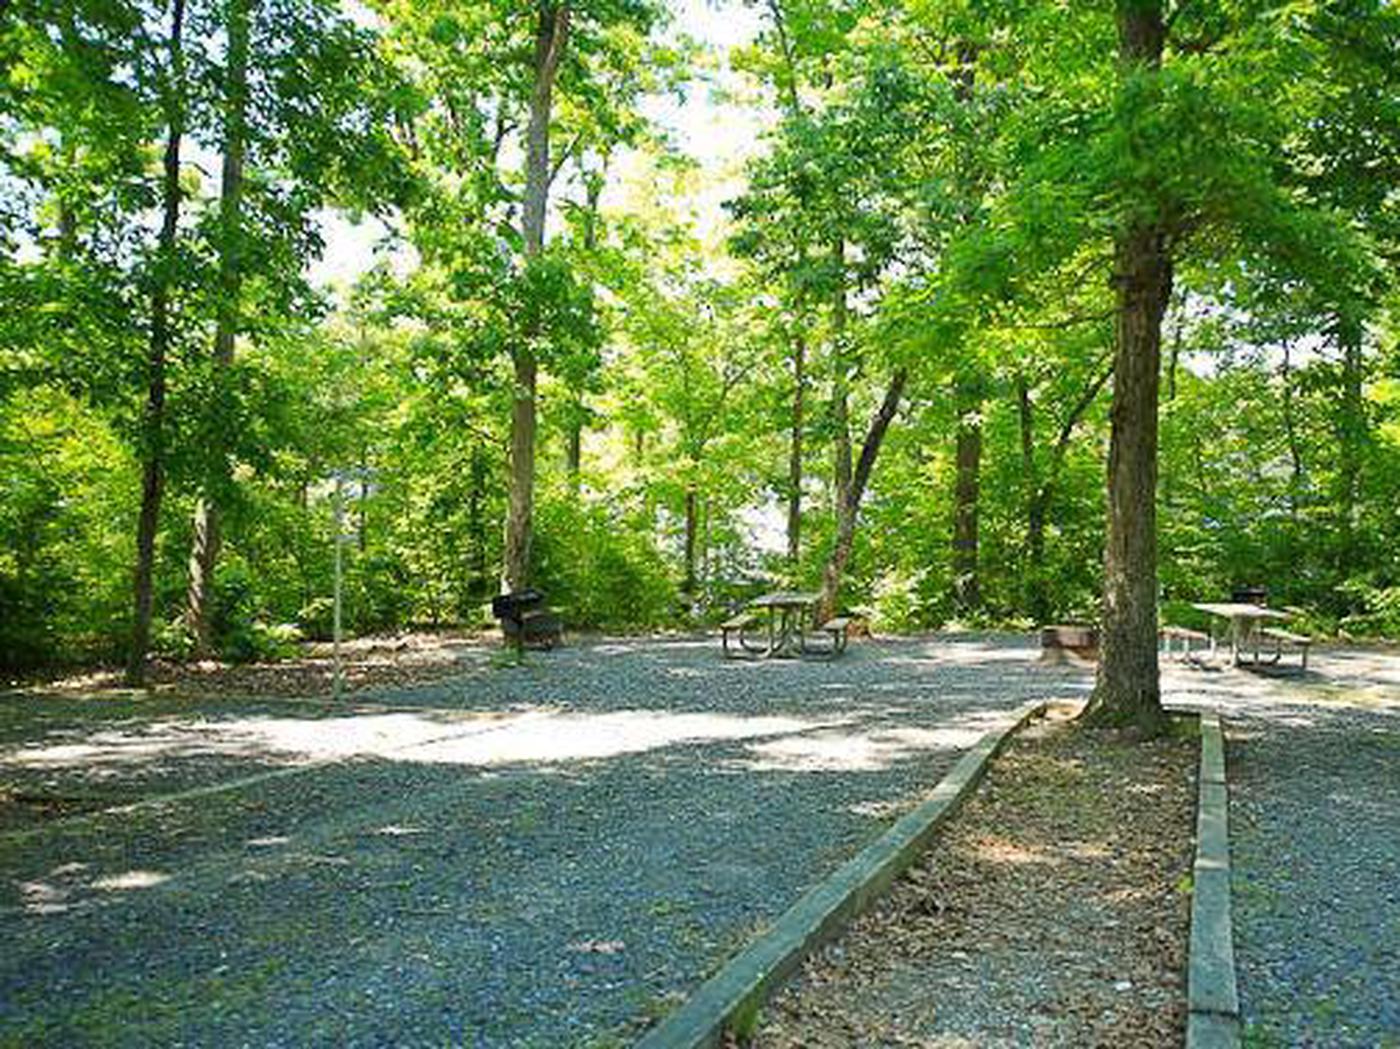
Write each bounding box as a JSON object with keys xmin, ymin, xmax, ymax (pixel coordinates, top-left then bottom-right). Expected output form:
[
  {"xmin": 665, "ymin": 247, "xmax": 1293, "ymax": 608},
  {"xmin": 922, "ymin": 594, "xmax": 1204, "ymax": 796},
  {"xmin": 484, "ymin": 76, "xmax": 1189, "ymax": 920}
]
[
  {"xmin": 180, "ymin": 0, "xmax": 414, "ymax": 652},
  {"xmin": 128, "ymin": 0, "xmax": 189, "ymax": 684},
  {"xmin": 183, "ymin": 0, "xmax": 250, "ymax": 654},
  {"xmin": 376, "ymin": 0, "xmax": 669, "ymax": 595}
]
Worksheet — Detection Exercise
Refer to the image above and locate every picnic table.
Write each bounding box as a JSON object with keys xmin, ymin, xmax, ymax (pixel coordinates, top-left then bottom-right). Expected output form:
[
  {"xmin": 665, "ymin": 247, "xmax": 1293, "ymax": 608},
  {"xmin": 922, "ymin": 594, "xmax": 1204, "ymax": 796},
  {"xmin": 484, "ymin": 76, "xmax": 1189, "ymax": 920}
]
[
  {"xmin": 720, "ymin": 591, "xmax": 852, "ymax": 659},
  {"xmin": 1191, "ymin": 602, "xmax": 1291, "ymax": 666},
  {"xmin": 749, "ymin": 591, "xmax": 819, "ymax": 657}
]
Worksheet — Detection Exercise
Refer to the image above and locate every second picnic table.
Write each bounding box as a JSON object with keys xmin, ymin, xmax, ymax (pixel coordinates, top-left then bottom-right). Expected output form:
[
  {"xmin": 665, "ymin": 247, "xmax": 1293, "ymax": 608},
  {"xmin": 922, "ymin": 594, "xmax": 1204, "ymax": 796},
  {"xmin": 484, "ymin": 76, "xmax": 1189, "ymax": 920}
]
[
  {"xmin": 1191, "ymin": 601, "xmax": 1291, "ymax": 665},
  {"xmin": 720, "ymin": 591, "xmax": 854, "ymax": 658},
  {"xmin": 748, "ymin": 590, "xmax": 820, "ymax": 658}
]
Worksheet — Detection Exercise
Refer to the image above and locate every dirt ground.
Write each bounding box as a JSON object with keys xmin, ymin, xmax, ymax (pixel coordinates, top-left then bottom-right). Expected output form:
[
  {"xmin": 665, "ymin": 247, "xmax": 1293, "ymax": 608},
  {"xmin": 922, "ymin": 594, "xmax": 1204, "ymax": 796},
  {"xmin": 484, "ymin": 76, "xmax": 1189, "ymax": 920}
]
[{"xmin": 16, "ymin": 629, "xmax": 495, "ymax": 700}]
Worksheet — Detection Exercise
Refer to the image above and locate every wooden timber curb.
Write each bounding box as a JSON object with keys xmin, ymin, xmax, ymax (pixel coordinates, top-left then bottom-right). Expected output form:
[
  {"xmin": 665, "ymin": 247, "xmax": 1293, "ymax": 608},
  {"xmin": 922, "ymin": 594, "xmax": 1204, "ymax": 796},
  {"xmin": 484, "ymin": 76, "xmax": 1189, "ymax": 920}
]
[
  {"xmin": 634, "ymin": 698, "xmax": 1049, "ymax": 1049},
  {"xmin": 1186, "ymin": 710, "xmax": 1242, "ymax": 1049}
]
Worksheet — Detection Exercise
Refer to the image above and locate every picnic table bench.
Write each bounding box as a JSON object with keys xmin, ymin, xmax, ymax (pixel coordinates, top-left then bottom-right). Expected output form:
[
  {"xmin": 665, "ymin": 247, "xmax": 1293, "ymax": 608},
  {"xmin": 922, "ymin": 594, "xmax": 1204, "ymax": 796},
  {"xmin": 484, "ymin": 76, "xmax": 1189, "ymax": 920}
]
[
  {"xmin": 804, "ymin": 615, "xmax": 851, "ymax": 657},
  {"xmin": 720, "ymin": 612, "xmax": 762, "ymax": 657},
  {"xmin": 1159, "ymin": 624, "xmax": 1210, "ymax": 659},
  {"xmin": 1259, "ymin": 626, "xmax": 1312, "ymax": 670}
]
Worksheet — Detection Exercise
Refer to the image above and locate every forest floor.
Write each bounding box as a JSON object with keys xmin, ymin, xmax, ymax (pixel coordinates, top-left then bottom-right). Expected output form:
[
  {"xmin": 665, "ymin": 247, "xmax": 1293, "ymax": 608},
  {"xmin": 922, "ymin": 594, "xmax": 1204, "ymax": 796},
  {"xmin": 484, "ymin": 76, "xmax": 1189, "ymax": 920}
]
[
  {"xmin": 752, "ymin": 649, "xmax": 1400, "ymax": 1048},
  {"xmin": 17, "ymin": 628, "xmax": 499, "ymax": 699},
  {"xmin": 755, "ymin": 702, "xmax": 1198, "ymax": 1047}
]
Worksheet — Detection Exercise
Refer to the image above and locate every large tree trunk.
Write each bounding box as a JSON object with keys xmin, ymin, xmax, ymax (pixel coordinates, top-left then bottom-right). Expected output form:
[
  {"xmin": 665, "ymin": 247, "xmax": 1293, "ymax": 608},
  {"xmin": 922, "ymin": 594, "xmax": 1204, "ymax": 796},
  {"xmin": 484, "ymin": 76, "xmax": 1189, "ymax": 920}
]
[
  {"xmin": 1085, "ymin": 0, "xmax": 1171, "ymax": 733},
  {"xmin": 126, "ymin": 0, "xmax": 187, "ymax": 686},
  {"xmin": 786, "ymin": 331, "xmax": 805, "ymax": 566},
  {"xmin": 952, "ymin": 373, "xmax": 982, "ymax": 614},
  {"xmin": 185, "ymin": 0, "xmax": 252, "ymax": 654},
  {"xmin": 817, "ymin": 369, "xmax": 907, "ymax": 623},
  {"xmin": 503, "ymin": 1, "xmax": 569, "ymax": 593}
]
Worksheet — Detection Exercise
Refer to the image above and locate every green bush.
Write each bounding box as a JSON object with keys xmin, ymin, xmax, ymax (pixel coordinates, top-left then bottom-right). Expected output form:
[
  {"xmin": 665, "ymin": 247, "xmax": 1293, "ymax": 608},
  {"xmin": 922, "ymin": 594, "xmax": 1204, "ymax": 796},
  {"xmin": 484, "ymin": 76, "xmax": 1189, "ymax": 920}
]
[
  {"xmin": 222, "ymin": 620, "xmax": 302, "ymax": 664},
  {"xmin": 532, "ymin": 495, "xmax": 678, "ymax": 630},
  {"xmin": 1338, "ymin": 579, "xmax": 1400, "ymax": 639}
]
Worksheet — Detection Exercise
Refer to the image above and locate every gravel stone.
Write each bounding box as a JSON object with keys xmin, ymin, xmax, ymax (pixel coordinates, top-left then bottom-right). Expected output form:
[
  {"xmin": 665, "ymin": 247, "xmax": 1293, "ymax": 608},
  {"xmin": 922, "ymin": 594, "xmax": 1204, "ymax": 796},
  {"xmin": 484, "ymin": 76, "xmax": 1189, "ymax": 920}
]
[{"xmin": 0, "ymin": 634, "xmax": 1088, "ymax": 1047}]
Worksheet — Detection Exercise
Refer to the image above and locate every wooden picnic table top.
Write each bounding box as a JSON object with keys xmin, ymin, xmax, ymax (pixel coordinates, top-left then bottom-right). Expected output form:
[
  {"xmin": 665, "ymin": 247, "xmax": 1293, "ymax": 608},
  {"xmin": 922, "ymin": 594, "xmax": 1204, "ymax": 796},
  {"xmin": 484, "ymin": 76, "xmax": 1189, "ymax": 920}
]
[
  {"xmin": 1192, "ymin": 602, "xmax": 1291, "ymax": 621},
  {"xmin": 750, "ymin": 591, "xmax": 821, "ymax": 610}
]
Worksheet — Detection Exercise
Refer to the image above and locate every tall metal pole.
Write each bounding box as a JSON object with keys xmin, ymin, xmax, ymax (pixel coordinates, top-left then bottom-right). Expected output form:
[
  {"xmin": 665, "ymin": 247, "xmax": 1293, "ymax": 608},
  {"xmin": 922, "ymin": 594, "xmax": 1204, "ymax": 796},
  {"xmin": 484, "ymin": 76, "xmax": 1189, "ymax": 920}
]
[{"xmin": 333, "ymin": 473, "xmax": 344, "ymax": 702}]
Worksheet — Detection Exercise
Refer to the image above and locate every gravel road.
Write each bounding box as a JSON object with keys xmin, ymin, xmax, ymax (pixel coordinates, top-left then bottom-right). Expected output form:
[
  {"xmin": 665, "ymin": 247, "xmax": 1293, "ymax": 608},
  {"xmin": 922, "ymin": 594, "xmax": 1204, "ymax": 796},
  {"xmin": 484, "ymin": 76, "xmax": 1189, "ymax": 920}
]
[{"xmin": 1, "ymin": 634, "xmax": 1088, "ymax": 1047}]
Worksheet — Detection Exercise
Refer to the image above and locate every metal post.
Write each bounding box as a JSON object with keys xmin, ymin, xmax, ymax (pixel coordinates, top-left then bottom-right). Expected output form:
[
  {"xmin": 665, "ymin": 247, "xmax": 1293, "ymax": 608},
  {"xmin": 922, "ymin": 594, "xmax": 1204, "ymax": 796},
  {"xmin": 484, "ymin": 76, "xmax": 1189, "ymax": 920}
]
[{"xmin": 333, "ymin": 473, "xmax": 344, "ymax": 702}]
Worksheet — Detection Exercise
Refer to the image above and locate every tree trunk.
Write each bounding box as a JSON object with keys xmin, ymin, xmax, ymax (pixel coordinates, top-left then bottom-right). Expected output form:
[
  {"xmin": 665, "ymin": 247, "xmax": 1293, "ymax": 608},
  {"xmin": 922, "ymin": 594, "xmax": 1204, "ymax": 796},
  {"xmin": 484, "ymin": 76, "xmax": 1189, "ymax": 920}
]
[
  {"xmin": 1016, "ymin": 373, "xmax": 1051, "ymax": 623},
  {"xmin": 503, "ymin": 0, "xmax": 569, "ymax": 593},
  {"xmin": 1280, "ymin": 343, "xmax": 1303, "ymax": 524},
  {"xmin": 185, "ymin": 0, "xmax": 252, "ymax": 654},
  {"xmin": 1019, "ymin": 362, "xmax": 1112, "ymax": 624},
  {"xmin": 126, "ymin": 0, "xmax": 186, "ymax": 686},
  {"xmin": 1335, "ymin": 312, "xmax": 1364, "ymax": 562},
  {"xmin": 566, "ymin": 422, "xmax": 582, "ymax": 486},
  {"xmin": 468, "ymin": 444, "xmax": 488, "ymax": 601},
  {"xmin": 683, "ymin": 485, "xmax": 698, "ymax": 597},
  {"xmin": 817, "ymin": 369, "xmax": 907, "ymax": 623},
  {"xmin": 1085, "ymin": 0, "xmax": 1171, "ymax": 734},
  {"xmin": 786, "ymin": 331, "xmax": 805, "ymax": 566},
  {"xmin": 829, "ymin": 241, "xmax": 852, "ymax": 516},
  {"xmin": 952, "ymin": 373, "xmax": 982, "ymax": 615},
  {"xmin": 565, "ymin": 166, "xmax": 602, "ymax": 494}
]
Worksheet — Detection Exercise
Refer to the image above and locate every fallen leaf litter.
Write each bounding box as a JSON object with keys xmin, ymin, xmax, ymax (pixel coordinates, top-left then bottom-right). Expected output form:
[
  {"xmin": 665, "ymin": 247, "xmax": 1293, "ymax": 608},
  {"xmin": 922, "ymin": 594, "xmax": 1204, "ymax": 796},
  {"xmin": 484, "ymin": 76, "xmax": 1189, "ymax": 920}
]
[{"xmin": 752, "ymin": 703, "xmax": 1196, "ymax": 1048}]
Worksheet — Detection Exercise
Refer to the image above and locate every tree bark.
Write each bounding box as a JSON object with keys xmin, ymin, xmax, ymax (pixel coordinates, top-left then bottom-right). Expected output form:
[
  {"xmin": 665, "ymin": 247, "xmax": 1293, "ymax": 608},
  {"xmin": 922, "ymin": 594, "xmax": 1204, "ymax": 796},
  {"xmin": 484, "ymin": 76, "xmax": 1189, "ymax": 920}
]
[
  {"xmin": 683, "ymin": 485, "xmax": 698, "ymax": 597},
  {"xmin": 185, "ymin": 0, "xmax": 252, "ymax": 654},
  {"xmin": 786, "ymin": 331, "xmax": 805, "ymax": 566},
  {"xmin": 566, "ymin": 423, "xmax": 582, "ymax": 485},
  {"xmin": 565, "ymin": 165, "xmax": 602, "ymax": 493},
  {"xmin": 952, "ymin": 373, "xmax": 982, "ymax": 614},
  {"xmin": 126, "ymin": 0, "xmax": 186, "ymax": 686},
  {"xmin": 1020, "ymin": 361, "xmax": 1113, "ymax": 623},
  {"xmin": 503, "ymin": 0, "xmax": 569, "ymax": 593},
  {"xmin": 1084, "ymin": 0, "xmax": 1171, "ymax": 734},
  {"xmin": 817, "ymin": 369, "xmax": 907, "ymax": 623},
  {"xmin": 829, "ymin": 241, "xmax": 852, "ymax": 516},
  {"xmin": 1016, "ymin": 372, "xmax": 1050, "ymax": 623},
  {"xmin": 468, "ymin": 444, "xmax": 488, "ymax": 601},
  {"xmin": 1280, "ymin": 342, "xmax": 1303, "ymax": 523},
  {"xmin": 1335, "ymin": 312, "xmax": 1364, "ymax": 561}
]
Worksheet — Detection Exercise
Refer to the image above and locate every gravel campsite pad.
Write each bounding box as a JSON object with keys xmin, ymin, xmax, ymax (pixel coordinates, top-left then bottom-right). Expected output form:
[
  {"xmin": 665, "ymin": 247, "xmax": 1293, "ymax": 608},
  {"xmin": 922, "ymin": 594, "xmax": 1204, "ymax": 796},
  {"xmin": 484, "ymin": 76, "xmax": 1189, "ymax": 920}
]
[
  {"xmin": 1227, "ymin": 705, "xmax": 1400, "ymax": 1047},
  {"xmin": 0, "ymin": 634, "xmax": 1090, "ymax": 1047},
  {"xmin": 1162, "ymin": 648, "xmax": 1400, "ymax": 1047},
  {"xmin": 755, "ymin": 703, "xmax": 1197, "ymax": 1048}
]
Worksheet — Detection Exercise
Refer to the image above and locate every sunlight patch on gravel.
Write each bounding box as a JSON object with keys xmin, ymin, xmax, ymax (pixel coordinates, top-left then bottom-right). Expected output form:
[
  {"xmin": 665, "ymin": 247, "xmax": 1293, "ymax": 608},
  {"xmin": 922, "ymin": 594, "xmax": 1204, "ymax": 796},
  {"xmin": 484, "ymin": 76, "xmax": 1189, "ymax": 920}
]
[
  {"xmin": 400, "ymin": 710, "xmax": 838, "ymax": 765},
  {"xmin": 734, "ymin": 723, "xmax": 988, "ymax": 773},
  {"xmin": 91, "ymin": 870, "xmax": 170, "ymax": 891},
  {"xmin": 3, "ymin": 708, "xmax": 861, "ymax": 771}
]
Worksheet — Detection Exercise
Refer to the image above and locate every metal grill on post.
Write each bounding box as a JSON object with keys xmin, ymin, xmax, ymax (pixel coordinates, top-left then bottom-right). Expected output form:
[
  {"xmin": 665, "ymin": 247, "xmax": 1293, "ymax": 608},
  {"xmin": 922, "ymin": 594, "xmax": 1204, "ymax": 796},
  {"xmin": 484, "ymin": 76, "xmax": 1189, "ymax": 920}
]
[{"xmin": 491, "ymin": 589, "xmax": 561, "ymax": 654}]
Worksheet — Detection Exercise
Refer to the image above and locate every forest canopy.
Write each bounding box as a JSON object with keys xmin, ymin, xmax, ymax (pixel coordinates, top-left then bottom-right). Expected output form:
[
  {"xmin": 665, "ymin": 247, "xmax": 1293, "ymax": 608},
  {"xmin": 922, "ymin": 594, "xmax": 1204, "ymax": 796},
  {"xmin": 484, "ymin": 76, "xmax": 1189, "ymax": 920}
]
[{"xmin": 2, "ymin": 0, "xmax": 1399, "ymax": 690}]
